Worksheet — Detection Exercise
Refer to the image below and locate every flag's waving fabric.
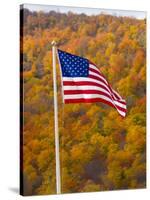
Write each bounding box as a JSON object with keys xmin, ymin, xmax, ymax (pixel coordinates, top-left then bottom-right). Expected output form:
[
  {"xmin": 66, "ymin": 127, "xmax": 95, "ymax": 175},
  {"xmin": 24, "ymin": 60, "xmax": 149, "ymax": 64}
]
[{"xmin": 57, "ymin": 49, "xmax": 127, "ymax": 117}]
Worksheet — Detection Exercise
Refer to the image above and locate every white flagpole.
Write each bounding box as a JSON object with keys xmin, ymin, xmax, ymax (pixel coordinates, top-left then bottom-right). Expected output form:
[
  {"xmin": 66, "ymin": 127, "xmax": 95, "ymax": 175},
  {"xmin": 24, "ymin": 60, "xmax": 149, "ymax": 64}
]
[{"xmin": 51, "ymin": 41, "xmax": 61, "ymax": 194}]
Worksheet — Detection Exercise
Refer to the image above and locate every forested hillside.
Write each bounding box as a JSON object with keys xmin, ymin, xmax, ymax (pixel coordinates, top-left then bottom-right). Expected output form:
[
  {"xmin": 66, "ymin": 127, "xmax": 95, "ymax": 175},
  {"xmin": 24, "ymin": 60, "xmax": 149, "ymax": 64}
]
[{"xmin": 20, "ymin": 8, "xmax": 146, "ymax": 195}]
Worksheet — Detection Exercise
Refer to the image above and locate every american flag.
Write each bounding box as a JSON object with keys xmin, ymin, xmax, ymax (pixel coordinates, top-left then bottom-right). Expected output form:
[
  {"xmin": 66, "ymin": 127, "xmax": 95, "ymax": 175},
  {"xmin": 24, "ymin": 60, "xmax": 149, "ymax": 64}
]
[{"xmin": 57, "ymin": 49, "xmax": 127, "ymax": 117}]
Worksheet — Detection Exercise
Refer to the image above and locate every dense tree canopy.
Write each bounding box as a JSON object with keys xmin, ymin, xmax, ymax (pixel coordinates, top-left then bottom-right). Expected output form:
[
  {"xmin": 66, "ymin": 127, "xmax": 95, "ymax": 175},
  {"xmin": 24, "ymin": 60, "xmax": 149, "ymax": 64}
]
[{"xmin": 21, "ymin": 8, "xmax": 146, "ymax": 195}]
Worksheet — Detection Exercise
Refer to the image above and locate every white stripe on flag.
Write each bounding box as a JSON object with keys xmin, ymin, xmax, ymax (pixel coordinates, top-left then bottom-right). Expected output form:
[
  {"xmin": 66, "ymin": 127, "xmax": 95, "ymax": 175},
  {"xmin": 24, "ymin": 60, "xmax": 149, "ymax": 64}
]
[
  {"xmin": 113, "ymin": 100, "xmax": 127, "ymax": 109},
  {"xmin": 63, "ymin": 77, "xmax": 112, "ymax": 94},
  {"xmin": 63, "ymin": 85, "xmax": 111, "ymax": 96},
  {"xmin": 64, "ymin": 93, "xmax": 118, "ymax": 108}
]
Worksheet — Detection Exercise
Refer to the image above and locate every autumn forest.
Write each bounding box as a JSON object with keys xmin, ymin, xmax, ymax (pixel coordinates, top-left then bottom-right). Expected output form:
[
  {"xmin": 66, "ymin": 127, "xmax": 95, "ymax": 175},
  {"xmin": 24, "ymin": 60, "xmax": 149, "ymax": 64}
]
[{"xmin": 20, "ymin": 7, "xmax": 146, "ymax": 195}]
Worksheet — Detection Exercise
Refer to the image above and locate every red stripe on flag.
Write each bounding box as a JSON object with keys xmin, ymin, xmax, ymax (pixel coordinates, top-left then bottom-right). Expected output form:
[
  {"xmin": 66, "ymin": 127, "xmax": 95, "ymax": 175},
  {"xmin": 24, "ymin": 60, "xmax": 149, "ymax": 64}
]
[
  {"xmin": 88, "ymin": 74, "xmax": 107, "ymax": 86},
  {"xmin": 64, "ymin": 98, "xmax": 126, "ymax": 113},
  {"xmin": 64, "ymin": 89, "xmax": 112, "ymax": 99},
  {"xmin": 89, "ymin": 65, "xmax": 108, "ymax": 80},
  {"xmin": 113, "ymin": 91, "xmax": 121, "ymax": 99},
  {"xmin": 89, "ymin": 67, "xmax": 107, "ymax": 81},
  {"xmin": 63, "ymin": 81, "xmax": 110, "ymax": 93},
  {"xmin": 65, "ymin": 98, "xmax": 115, "ymax": 108},
  {"xmin": 115, "ymin": 99, "xmax": 126, "ymax": 105}
]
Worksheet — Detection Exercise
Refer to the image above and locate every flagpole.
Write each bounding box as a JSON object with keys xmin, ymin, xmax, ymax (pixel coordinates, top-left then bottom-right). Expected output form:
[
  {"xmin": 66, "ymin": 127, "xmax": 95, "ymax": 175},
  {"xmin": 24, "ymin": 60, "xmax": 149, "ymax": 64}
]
[{"xmin": 51, "ymin": 40, "xmax": 61, "ymax": 194}]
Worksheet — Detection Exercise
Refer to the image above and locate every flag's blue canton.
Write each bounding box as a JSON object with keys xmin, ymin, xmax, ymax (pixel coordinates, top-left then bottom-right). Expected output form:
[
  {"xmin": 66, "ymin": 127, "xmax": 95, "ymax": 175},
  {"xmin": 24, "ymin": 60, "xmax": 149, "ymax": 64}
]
[{"xmin": 58, "ymin": 49, "xmax": 89, "ymax": 77}]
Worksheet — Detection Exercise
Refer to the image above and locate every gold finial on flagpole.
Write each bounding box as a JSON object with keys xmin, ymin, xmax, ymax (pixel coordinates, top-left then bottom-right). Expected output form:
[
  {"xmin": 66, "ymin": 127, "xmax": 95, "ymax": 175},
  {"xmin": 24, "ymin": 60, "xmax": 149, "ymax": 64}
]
[{"xmin": 51, "ymin": 40, "xmax": 57, "ymax": 46}]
